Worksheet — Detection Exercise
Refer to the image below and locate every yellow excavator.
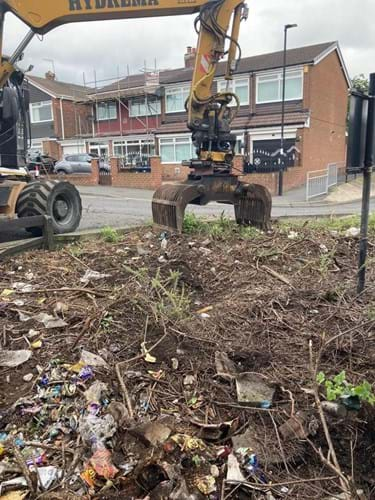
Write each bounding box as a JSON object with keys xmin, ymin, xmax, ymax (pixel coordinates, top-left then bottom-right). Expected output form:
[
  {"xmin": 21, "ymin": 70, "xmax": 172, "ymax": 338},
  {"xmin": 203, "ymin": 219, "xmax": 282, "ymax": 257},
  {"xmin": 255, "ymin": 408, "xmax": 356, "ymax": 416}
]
[{"xmin": 0, "ymin": 0, "xmax": 271, "ymax": 235}]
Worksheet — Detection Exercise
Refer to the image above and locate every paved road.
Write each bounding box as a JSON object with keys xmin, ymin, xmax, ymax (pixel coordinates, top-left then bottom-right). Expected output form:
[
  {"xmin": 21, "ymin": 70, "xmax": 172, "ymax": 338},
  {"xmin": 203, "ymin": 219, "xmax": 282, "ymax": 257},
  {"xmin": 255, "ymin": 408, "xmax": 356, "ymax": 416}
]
[
  {"xmin": 78, "ymin": 185, "xmax": 372, "ymax": 230},
  {"xmin": 1, "ymin": 185, "xmax": 373, "ymax": 243}
]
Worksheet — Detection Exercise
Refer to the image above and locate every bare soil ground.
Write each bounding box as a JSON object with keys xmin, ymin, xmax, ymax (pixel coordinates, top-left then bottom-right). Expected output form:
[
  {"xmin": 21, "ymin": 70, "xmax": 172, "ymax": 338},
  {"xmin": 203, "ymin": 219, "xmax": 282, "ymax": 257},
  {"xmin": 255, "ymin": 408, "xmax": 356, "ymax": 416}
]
[{"xmin": 0, "ymin": 216, "xmax": 374, "ymax": 499}]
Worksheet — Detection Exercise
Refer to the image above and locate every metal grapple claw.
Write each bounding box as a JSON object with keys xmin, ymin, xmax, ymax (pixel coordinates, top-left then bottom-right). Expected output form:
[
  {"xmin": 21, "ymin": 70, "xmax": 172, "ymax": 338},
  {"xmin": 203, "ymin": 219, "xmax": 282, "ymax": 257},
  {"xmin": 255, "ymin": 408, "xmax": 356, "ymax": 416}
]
[{"xmin": 152, "ymin": 176, "xmax": 272, "ymax": 233}]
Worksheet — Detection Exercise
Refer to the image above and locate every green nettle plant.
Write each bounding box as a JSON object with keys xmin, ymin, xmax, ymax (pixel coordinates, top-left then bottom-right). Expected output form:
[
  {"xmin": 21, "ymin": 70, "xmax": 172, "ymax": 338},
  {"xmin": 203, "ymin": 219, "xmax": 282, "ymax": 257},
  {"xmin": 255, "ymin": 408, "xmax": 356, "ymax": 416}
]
[{"xmin": 316, "ymin": 370, "xmax": 375, "ymax": 405}]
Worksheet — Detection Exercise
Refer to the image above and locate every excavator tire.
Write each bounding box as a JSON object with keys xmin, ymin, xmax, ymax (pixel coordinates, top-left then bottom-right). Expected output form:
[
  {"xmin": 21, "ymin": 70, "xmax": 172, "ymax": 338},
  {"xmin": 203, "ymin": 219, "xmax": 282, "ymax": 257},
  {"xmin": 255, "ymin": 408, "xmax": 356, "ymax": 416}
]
[{"xmin": 16, "ymin": 180, "xmax": 82, "ymax": 236}]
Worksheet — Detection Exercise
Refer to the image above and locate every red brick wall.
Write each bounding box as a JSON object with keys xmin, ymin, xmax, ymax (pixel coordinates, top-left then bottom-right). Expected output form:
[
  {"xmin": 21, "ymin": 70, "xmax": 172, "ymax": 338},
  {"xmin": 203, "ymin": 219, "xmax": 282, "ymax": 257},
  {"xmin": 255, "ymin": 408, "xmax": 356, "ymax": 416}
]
[
  {"xmin": 42, "ymin": 140, "xmax": 62, "ymax": 160},
  {"xmin": 52, "ymin": 98, "xmax": 92, "ymax": 140},
  {"xmin": 48, "ymin": 159, "xmax": 99, "ymax": 186},
  {"xmin": 301, "ymin": 52, "xmax": 348, "ymax": 171},
  {"xmin": 110, "ymin": 156, "xmax": 163, "ymax": 190}
]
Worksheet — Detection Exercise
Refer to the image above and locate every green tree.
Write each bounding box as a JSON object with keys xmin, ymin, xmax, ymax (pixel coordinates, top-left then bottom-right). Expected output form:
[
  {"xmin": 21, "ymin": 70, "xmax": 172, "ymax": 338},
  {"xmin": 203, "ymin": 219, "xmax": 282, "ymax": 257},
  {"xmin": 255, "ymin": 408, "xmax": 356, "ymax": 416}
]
[{"xmin": 352, "ymin": 74, "xmax": 369, "ymax": 93}]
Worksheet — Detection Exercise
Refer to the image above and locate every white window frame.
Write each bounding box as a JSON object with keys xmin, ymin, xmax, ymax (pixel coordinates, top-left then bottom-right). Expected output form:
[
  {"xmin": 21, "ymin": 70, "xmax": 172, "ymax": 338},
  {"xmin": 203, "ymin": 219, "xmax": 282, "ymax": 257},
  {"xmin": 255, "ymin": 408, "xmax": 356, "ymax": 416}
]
[
  {"xmin": 165, "ymin": 85, "xmax": 191, "ymax": 114},
  {"xmin": 217, "ymin": 77, "xmax": 249, "ymax": 106},
  {"xmin": 113, "ymin": 138, "xmax": 155, "ymax": 158},
  {"xmin": 30, "ymin": 101, "xmax": 53, "ymax": 124},
  {"xmin": 96, "ymin": 102, "xmax": 117, "ymax": 121},
  {"xmin": 159, "ymin": 135, "xmax": 194, "ymax": 163},
  {"xmin": 256, "ymin": 69, "xmax": 303, "ymax": 104},
  {"xmin": 129, "ymin": 97, "xmax": 161, "ymax": 117}
]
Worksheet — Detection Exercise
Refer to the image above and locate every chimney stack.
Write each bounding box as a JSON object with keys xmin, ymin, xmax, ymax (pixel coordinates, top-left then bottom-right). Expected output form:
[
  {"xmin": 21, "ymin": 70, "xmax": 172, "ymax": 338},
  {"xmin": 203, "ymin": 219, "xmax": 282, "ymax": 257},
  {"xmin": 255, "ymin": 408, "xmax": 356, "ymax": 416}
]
[
  {"xmin": 45, "ymin": 70, "xmax": 56, "ymax": 81},
  {"xmin": 184, "ymin": 46, "xmax": 196, "ymax": 68}
]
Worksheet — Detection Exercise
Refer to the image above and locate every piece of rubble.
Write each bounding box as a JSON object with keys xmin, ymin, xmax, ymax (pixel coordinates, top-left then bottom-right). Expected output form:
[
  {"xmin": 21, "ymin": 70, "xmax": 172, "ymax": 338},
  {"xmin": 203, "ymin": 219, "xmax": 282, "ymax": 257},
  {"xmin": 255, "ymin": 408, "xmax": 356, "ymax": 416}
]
[
  {"xmin": 129, "ymin": 418, "xmax": 173, "ymax": 447},
  {"xmin": 279, "ymin": 412, "xmax": 307, "ymax": 441},
  {"xmin": 235, "ymin": 373, "xmax": 275, "ymax": 407},
  {"xmin": 215, "ymin": 351, "xmax": 237, "ymax": 381}
]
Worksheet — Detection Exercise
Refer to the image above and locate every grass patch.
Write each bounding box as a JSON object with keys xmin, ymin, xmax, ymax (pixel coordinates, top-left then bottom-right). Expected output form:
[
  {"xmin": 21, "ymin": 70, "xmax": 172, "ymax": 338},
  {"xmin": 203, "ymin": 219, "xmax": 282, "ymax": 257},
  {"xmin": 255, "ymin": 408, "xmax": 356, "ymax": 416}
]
[
  {"xmin": 100, "ymin": 226, "xmax": 120, "ymax": 243},
  {"xmin": 183, "ymin": 212, "xmax": 261, "ymax": 239},
  {"xmin": 279, "ymin": 214, "xmax": 375, "ymax": 233}
]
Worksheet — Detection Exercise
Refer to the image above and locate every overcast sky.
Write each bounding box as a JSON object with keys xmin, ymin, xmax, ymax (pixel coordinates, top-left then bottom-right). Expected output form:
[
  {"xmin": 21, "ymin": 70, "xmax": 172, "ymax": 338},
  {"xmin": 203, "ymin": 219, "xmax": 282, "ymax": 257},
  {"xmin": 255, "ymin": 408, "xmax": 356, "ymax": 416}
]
[{"xmin": 4, "ymin": 0, "xmax": 374, "ymax": 87}]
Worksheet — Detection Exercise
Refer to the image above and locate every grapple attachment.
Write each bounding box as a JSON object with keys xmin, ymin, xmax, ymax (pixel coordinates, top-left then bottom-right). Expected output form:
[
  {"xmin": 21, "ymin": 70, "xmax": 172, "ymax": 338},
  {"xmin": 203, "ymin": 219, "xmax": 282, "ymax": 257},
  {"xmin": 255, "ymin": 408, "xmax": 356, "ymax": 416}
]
[{"xmin": 152, "ymin": 175, "xmax": 272, "ymax": 233}]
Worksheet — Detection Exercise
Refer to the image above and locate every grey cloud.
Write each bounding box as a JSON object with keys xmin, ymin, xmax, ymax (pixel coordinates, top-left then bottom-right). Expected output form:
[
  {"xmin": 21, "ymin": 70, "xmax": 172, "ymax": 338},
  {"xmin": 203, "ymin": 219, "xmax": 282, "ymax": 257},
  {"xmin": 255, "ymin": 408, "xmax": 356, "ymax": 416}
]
[{"xmin": 4, "ymin": 0, "xmax": 375, "ymax": 85}]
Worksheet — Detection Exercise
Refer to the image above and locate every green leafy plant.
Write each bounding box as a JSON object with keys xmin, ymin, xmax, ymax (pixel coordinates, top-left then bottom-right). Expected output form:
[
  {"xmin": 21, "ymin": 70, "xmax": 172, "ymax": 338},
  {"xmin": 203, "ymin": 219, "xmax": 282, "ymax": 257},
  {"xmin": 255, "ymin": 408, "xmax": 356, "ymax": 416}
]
[
  {"xmin": 316, "ymin": 370, "xmax": 375, "ymax": 405},
  {"xmin": 100, "ymin": 226, "xmax": 120, "ymax": 243}
]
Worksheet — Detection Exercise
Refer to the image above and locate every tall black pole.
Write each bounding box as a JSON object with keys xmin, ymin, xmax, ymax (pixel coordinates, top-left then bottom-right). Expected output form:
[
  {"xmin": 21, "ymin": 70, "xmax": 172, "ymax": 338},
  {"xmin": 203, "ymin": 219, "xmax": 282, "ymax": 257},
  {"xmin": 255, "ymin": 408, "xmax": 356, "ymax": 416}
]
[
  {"xmin": 278, "ymin": 27, "xmax": 288, "ymax": 196},
  {"xmin": 357, "ymin": 72, "xmax": 375, "ymax": 294}
]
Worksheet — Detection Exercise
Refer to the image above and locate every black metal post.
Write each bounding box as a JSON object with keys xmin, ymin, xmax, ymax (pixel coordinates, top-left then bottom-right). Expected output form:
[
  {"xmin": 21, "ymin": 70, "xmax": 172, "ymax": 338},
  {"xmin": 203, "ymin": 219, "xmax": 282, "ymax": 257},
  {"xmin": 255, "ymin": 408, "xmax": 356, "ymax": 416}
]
[
  {"xmin": 278, "ymin": 24, "xmax": 297, "ymax": 196},
  {"xmin": 357, "ymin": 73, "xmax": 375, "ymax": 294}
]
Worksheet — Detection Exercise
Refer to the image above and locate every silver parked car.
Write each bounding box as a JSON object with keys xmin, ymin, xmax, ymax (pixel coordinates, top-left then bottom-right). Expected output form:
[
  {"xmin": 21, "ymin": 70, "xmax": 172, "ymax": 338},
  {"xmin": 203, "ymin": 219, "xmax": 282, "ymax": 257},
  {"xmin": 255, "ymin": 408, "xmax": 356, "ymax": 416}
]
[{"xmin": 54, "ymin": 154, "xmax": 109, "ymax": 175}]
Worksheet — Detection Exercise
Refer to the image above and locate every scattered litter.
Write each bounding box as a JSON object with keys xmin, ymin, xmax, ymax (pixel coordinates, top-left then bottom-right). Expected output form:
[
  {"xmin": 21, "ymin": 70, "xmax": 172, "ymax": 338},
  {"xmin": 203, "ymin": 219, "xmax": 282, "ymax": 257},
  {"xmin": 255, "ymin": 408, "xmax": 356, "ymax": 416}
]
[
  {"xmin": 33, "ymin": 312, "xmax": 67, "ymax": 329},
  {"xmin": 199, "ymin": 312, "xmax": 210, "ymax": 319},
  {"xmin": 17, "ymin": 311, "xmax": 31, "ymax": 322},
  {"xmin": 196, "ymin": 305, "xmax": 213, "ymax": 315},
  {"xmin": 80, "ymin": 269, "xmax": 110, "ymax": 283},
  {"xmin": 80, "ymin": 349, "xmax": 109, "ymax": 369},
  {"xmin": 287, "ymin": 230, "xmax": 299, "ymax": 240},
  {"xmin": 0, "ymin": 350, "xmax": 32, "ymax": 368},
  {"xmin": 27, "ymin": 329, "xmax": 39, "ymax": 338},
  {"xmin": 1, "ymin": 289, "xmax": 13, "ymax": 298},
  {"xmin": 319, "ymin": 243, "xmax": 329, "ymax": 253},
  {"xmin": 345, "ymin": 226, "xmax": 360, "ymax": 238},
  {"xmin": 171, "ymin": 358, "xmax": 179, "ymax": 370},
  {"xmin": 89, "ymin": 448, "xmax": 119, "ymax": 479},
  {"xmin": 22, "ymin": 373, "xmax": 33, "ymax": 382},
  {"xmin": 183, "ymin": 374, "xmax": 196, "ymax": 386},
  {"xmin": 12, "ymin": 283, "xmax": 33, "ymax": 293},
  {"xmin": 141, "ymin": 342, "xmax": 157, "ymax": 363},
  {"xmin": 31, "ymin": 339, "xmax": 42, "ymax": 349},
  {"xmin": 195, "ymin": 475, "xmax": 216, "ymax": 495},
  {"xmin": 226, "ymin": 453, "xmax": 245, "ymax": 482}
]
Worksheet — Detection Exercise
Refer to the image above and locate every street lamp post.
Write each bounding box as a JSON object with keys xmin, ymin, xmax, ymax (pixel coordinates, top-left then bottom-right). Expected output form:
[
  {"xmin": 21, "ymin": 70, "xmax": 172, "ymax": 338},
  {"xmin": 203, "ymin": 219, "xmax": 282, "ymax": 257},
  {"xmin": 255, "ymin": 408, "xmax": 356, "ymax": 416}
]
[{"xmin": 278, "ymin": 23, "xmax": 297, "ymax": 196}]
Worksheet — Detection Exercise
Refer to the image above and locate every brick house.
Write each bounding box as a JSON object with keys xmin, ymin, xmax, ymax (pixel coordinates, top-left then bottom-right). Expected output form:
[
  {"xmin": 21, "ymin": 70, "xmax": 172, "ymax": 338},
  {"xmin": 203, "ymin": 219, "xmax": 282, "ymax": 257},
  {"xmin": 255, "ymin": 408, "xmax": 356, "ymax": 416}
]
[
  {"xmin": 27, "ymin": 72, "xmax": 92, "ymax": 159},
  {"xmin": 83, "ymin": 41, "xmax": 349, "ymax": 193},
  {"xmin": 31, "ymin": 41, "xmax": 350, "ymax": 193}
]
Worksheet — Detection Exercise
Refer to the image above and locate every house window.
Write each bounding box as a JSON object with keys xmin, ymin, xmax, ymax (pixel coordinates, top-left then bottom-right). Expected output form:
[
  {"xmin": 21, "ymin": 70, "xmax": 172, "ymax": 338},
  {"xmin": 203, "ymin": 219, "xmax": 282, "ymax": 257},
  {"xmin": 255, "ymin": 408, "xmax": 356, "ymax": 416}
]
[
  {"xmin": 129, "ymin": 97, "xmax": 161, "ymax": 117},
  {"xmin": 217, "ymin": 78, "xmax": 249, "ymax": 106},
  {"xmin": 159, "ymin": 136, "xmax": 194, "ymax": 163},
  {"xmin": 256, "ymin": 70, "xmax": 303, "ymax": 104},
  {"xmin": 96, "ymin": 102, "xmax": 117, "ymax": 121},
  {"xmin": 30, "ymin": 101, "xmax": 52, "ymax": 123},
  {"xmin": 113, "ymin": 139, "xmax": 155, "ymax": 167},
  {"xmin": 165, "ymin": 86, "xmax": 190, "ymax": 113}
]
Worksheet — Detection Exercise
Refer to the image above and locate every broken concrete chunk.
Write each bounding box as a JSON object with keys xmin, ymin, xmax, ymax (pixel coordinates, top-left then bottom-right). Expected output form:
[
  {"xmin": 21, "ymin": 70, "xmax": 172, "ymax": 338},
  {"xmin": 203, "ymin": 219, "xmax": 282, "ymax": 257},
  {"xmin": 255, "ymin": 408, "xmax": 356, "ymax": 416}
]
[
  {"xmin": 235, "ymin": 373, "xmax": 275, "ymax": 407},
  {"xmin": 0, "ymin": 350, "xmax": 32, "ymax": 368}
]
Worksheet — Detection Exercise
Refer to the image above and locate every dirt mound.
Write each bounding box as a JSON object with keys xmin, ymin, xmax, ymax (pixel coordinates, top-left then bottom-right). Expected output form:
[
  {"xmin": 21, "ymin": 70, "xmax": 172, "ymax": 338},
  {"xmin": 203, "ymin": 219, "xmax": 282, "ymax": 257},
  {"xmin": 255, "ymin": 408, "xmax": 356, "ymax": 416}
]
[{"xmin": 0, "ymin": 221, "xmax": 374, "ymax": 499}]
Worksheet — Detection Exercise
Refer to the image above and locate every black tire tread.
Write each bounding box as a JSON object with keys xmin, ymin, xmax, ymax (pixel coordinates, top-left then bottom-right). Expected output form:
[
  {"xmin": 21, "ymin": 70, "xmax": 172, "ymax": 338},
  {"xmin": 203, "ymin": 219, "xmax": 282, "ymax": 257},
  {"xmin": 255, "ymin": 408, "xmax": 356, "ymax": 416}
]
[{"xmin": 16, "ymin": 180, "xmax": 81, "ymax": 235}]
